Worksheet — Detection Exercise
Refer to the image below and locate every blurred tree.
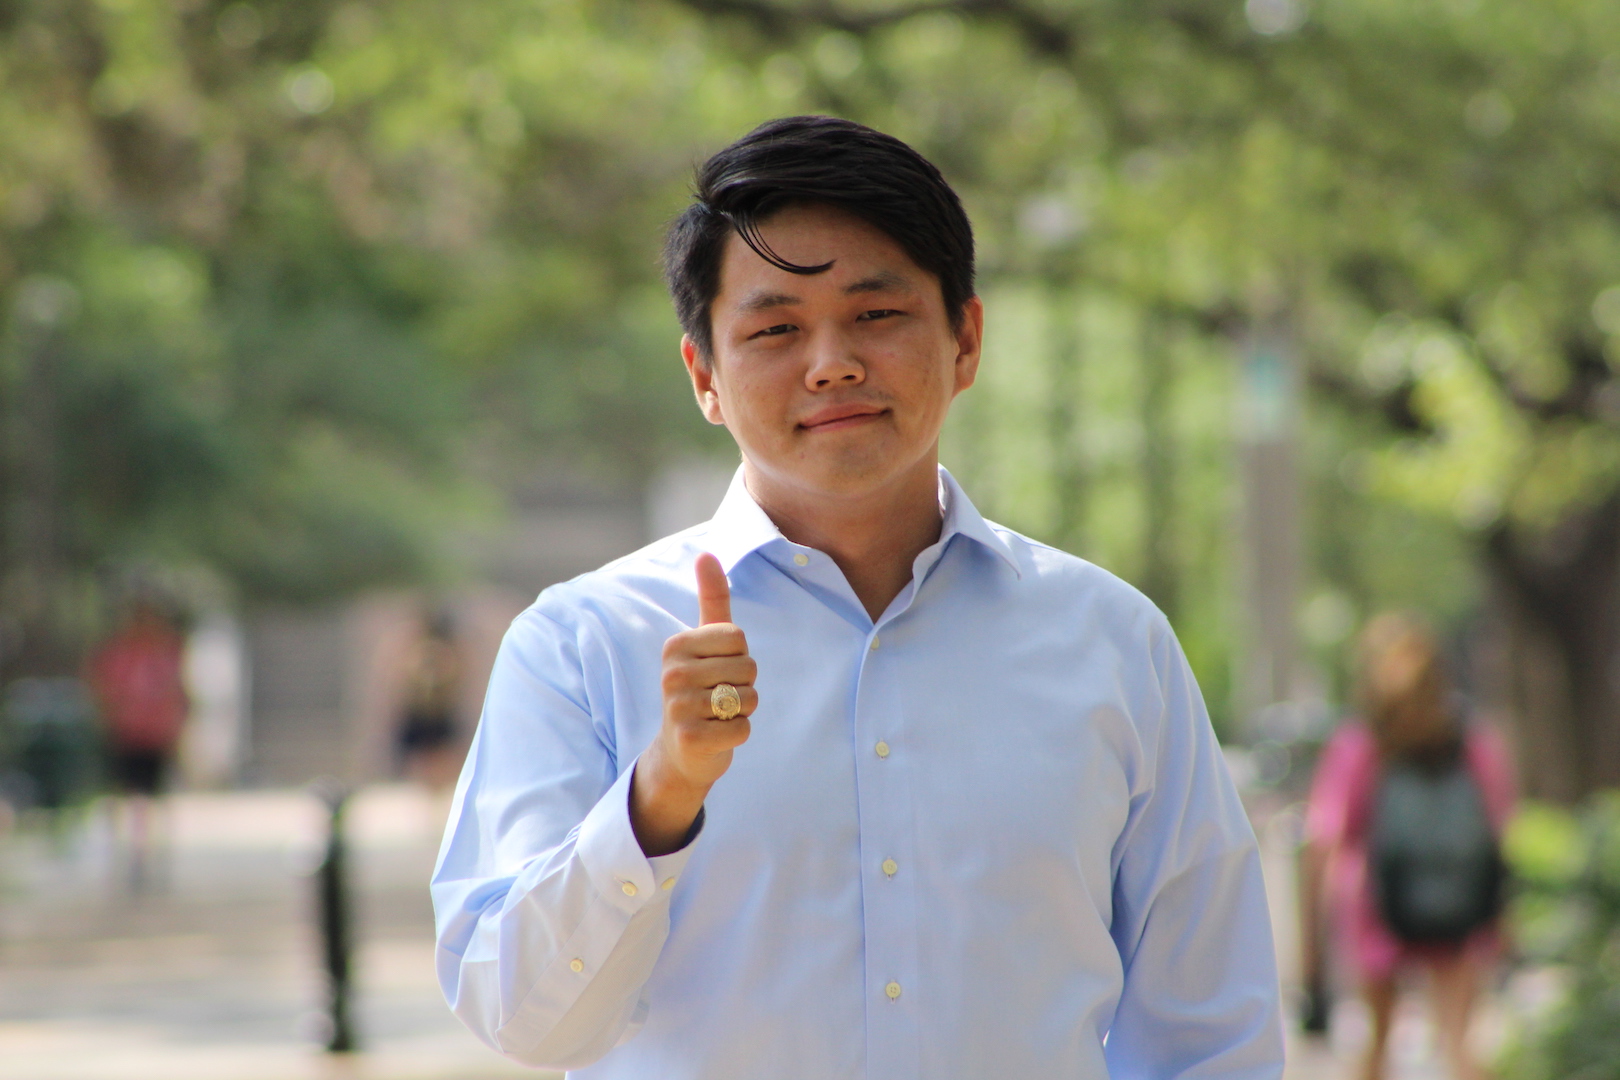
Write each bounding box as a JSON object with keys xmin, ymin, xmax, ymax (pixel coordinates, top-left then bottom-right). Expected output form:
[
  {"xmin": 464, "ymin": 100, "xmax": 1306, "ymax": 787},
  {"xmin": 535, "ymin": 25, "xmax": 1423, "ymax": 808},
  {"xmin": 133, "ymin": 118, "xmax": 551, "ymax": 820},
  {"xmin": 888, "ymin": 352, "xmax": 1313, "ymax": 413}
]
[
  {"xmin": 1500, "ymin": 796, "xmax": 1620, "ymax": 1078},
  {"xmin": 5, "ymin": 0, "xmax": 1620, "ymax": 799},
  {"xmin": 0, "ymin": 0, "xmax": 745, "ymax": 678}
]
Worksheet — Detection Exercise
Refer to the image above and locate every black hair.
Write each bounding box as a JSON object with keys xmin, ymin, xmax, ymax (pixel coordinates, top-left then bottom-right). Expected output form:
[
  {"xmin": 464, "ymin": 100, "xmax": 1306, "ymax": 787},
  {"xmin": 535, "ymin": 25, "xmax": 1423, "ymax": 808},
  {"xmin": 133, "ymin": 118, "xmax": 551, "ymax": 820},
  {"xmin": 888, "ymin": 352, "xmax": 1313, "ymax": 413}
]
[{"xmin": 662, "ymin": 115, "xmax": 975, "ymax": 361}]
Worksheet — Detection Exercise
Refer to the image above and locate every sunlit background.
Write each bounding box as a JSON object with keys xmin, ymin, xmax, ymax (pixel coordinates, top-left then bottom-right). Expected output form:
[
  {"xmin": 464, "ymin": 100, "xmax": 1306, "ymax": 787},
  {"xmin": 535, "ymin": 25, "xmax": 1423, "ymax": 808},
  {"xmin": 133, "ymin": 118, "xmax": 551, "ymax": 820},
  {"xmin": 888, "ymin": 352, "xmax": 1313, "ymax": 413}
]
[{"xmin": 2, "ymin": 0, "xmax": 1619, "ymax": 1077}]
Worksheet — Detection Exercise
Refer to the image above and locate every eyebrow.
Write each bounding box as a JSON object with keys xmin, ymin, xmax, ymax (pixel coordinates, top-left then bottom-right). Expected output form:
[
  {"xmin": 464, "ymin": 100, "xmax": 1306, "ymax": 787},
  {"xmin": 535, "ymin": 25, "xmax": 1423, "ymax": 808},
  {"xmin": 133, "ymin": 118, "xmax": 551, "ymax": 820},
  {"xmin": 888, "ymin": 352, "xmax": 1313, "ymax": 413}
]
[
  {"xmin": 737, "ymin": 291, "xmax": 801, "ymax": 314},
  {"xmin": 843, "ymin": 271, "xmax": 910, "ymax": 296},
  {"xmin": 733, "ymin": 271, "xmax": 912, "ymax": 315}
]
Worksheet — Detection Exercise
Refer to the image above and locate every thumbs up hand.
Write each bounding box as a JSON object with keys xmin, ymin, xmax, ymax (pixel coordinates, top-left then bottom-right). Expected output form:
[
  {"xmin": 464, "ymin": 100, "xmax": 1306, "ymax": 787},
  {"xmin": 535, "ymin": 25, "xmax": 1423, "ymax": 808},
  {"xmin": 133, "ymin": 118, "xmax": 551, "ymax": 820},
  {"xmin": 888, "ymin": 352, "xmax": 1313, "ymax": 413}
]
[{"xmin": 630, "ymin": 553, "xmax": 758, "ymax": 856}]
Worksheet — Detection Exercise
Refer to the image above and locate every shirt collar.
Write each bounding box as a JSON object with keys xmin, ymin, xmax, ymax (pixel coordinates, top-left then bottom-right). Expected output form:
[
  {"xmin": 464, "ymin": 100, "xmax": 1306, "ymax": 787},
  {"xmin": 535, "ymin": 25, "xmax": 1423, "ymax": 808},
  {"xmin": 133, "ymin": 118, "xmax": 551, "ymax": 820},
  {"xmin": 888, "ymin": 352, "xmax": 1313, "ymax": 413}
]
[
  {"xmin": 702, "ymin": 466, "xmax": 788, "ymax": 575},
  {"xmin": 701, "ymin": 464, "xmax": 1021, "ymax": 580},
  {"xmin": 937, "ymin": 467, "xmax": 1022, "ymax": 578}
]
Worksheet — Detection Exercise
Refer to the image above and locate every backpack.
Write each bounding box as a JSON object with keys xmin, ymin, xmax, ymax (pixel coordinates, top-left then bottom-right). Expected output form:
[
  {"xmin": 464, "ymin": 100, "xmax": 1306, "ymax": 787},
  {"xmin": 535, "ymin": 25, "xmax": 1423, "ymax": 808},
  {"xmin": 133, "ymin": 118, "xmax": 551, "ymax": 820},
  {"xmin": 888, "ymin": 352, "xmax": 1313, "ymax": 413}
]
[{"xmin": 1369, "ymin": 744, "xmax": 1504, "ymax": 945}]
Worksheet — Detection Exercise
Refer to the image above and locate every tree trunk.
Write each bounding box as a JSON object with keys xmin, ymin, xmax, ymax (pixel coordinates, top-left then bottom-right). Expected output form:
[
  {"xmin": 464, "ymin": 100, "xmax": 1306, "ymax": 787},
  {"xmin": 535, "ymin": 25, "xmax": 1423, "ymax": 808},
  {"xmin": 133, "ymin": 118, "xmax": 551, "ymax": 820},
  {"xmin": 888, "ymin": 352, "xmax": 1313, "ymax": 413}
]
[
  {"xmin": 1, "ymin": 320, "xmax": 80, "ymax": 682},
  {"xmin": 1046, "ymin": 286, "xmax": 1085, "ymax": 554},
  {"xmin": 1482, "ymin": 493, "xmax": 1620, "ymax": 803},
  {"xmin": 1139, "ymin": 315, "xmax": 1177, "ymax": 621}
]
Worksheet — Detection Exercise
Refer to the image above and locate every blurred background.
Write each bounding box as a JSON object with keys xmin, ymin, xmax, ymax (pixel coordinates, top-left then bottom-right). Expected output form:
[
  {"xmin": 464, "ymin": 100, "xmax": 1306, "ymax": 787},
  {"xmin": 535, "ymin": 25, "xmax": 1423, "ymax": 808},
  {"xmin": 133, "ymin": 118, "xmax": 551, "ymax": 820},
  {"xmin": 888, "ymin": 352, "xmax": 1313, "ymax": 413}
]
[{"xmin": 2, "ymin": 0, "xmax": 1619, "ymax": 1077}]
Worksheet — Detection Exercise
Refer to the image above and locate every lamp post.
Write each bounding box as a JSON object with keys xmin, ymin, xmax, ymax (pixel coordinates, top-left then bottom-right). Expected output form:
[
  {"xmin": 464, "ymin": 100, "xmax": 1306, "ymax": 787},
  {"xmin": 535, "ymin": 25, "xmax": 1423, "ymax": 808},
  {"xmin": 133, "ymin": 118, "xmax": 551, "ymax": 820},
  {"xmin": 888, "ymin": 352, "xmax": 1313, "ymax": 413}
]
[
  {"xmin": 311, "ymin": 779, "xmax": 356, "ymax": 1053},
  {"xmin": 1237, "ymin": 328, "xmax": 1302, "ymax": 739}
]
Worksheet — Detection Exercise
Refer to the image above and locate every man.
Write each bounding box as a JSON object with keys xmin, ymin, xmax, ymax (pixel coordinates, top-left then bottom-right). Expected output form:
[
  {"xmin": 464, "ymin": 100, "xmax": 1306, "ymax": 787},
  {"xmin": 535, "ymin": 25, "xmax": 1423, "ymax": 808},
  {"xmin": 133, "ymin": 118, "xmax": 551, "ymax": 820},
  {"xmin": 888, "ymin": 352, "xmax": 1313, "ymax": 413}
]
[{"xmin": 433, "ymin": 116, "xmax": 1282, "ymax": 1078}]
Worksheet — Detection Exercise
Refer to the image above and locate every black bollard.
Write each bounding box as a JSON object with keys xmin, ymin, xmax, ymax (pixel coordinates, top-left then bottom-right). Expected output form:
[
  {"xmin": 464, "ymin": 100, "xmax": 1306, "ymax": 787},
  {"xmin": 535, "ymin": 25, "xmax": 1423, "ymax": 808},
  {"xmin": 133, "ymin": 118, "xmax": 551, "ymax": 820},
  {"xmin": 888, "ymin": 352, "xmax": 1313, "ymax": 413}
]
[{"xmin": 312, "ymin": 780, "xmax": 357, "ymax": 1053}]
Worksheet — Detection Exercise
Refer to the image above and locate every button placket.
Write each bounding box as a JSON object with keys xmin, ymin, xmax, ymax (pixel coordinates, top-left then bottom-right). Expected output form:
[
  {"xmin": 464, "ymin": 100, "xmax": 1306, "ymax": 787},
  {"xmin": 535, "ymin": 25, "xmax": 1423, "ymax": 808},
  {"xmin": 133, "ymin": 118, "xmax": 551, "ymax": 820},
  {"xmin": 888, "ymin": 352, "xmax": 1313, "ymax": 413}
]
[{"xmin": 853, "ymin": 621, "xmax": 923, "ymax": 1077}]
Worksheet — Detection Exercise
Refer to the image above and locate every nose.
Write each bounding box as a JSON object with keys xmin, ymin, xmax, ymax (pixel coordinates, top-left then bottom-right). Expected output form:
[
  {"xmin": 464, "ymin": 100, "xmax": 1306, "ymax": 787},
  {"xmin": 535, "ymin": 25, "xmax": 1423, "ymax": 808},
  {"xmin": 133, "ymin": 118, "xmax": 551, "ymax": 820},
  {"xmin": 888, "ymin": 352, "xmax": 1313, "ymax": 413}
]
[{"xmin": 803, "ymin": 329, "xmax": 865, "ymax": 390}]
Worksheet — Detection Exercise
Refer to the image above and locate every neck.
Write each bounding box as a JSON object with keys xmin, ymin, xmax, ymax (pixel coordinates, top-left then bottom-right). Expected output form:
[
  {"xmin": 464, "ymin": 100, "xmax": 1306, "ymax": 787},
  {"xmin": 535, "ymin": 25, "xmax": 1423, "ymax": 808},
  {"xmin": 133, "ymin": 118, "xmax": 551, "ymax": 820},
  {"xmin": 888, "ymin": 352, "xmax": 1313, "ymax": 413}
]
[{"xmin": 743, "ymin": 453, "xmax": 944, "ymax": 622}]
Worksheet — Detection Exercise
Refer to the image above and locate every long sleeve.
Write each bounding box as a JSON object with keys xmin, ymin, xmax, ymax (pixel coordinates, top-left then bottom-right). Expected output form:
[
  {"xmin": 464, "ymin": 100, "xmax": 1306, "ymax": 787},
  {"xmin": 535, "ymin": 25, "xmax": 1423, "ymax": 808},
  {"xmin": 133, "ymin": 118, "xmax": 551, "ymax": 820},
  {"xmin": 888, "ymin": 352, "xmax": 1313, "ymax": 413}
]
[
  {"xmin": 430, "ymin": 605, "xmax": 698, "ymax": 1069},
  {"xmin": 1104, "ymin": 623, "xmax": 1284, "ymax": 1079}
]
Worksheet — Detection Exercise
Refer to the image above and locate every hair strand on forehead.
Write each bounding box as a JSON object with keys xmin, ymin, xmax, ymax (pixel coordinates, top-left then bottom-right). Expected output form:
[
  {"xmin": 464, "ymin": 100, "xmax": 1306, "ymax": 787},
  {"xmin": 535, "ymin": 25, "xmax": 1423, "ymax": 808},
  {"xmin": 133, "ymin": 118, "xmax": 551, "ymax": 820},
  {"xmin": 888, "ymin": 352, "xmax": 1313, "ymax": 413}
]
[{"xmin": 724, "ymin": 209, "xmax": 835, "ymax": 277}]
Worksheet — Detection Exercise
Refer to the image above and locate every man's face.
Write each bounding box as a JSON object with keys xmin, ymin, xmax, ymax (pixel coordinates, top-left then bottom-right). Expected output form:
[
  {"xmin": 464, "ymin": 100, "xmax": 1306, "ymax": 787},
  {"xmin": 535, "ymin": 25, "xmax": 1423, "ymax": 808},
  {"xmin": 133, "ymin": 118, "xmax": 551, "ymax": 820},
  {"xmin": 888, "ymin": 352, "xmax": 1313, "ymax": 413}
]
[{"xmin": 683, "ymin": 202, "xmax": 982, "ymax": 503}]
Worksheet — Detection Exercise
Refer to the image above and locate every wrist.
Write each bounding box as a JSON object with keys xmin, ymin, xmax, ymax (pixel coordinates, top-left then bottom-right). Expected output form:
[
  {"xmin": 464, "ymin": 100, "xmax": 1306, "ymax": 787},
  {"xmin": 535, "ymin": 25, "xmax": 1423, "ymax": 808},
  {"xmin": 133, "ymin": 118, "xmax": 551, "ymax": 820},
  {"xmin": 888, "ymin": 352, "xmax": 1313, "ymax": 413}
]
[{"xmin": 630, "ymin": 748, "xmax": 710, "ymax": 856}]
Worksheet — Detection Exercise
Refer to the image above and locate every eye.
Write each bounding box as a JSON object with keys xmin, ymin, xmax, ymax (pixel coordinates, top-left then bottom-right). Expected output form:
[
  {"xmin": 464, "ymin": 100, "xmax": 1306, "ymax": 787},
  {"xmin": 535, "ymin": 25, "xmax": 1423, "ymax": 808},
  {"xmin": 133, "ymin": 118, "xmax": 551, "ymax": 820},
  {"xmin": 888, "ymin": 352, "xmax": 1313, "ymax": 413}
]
[
  {"xmin": 749, "ymin": 323, "xmax": 796, "ymax": 339},
  {"xmin": 856, "ymin": 309, "xmax": 903, "ymax": 321}
]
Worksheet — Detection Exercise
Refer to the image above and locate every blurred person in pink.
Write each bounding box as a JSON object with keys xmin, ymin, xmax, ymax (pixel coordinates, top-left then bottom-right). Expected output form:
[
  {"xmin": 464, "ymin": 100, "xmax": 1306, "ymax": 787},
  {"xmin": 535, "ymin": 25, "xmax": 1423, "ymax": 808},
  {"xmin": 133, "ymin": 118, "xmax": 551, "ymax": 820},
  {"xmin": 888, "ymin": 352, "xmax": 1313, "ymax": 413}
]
[
  {"xmin": 1300, "ymin": 613, "xmax": 1515, "ymax": 1080},
  {"xmin": 88, "ymin": 598, "xmax": 188, "ymax": 888}
]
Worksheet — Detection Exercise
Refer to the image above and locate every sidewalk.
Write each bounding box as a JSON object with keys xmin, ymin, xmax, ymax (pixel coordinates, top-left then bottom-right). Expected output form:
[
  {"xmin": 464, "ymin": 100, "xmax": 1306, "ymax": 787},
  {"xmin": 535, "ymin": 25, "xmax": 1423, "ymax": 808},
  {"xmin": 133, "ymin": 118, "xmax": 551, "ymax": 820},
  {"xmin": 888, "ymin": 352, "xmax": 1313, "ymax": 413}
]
[
  {"xmin": 0, "ymin": 786, "xmax": 545, "ymax": 1080},
  {"xmin": 0, "ymin": 784, "xmax": 1510, "ymax": 1080}
]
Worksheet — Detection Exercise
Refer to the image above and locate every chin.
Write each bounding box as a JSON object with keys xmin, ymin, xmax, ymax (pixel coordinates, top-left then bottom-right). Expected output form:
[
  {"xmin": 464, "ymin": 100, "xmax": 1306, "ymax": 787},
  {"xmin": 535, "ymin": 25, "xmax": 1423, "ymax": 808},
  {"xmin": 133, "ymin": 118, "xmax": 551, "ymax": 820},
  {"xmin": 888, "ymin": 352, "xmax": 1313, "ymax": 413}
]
[{"xmin": 800, "ymin": 451, "xmax": 915, "ymax": 498}]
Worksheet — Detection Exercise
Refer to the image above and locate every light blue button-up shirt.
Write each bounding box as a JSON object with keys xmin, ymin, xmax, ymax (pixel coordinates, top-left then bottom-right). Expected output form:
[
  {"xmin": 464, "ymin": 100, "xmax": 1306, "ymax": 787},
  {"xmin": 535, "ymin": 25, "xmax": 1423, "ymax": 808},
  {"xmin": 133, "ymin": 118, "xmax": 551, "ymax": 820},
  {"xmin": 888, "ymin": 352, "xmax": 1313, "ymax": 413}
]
[{"xmin": 432, "ymin": 466, "xmax": 1282, "ymax": 1079}]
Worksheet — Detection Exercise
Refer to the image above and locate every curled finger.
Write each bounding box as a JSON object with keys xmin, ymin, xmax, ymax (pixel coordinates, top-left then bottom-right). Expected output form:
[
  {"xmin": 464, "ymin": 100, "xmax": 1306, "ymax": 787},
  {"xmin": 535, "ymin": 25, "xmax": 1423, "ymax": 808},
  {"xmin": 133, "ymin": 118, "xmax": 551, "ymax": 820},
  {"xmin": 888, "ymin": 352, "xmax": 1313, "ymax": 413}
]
[{"xmin": 679, "ymin": 683, "xmax": 758, "ymax": 722}]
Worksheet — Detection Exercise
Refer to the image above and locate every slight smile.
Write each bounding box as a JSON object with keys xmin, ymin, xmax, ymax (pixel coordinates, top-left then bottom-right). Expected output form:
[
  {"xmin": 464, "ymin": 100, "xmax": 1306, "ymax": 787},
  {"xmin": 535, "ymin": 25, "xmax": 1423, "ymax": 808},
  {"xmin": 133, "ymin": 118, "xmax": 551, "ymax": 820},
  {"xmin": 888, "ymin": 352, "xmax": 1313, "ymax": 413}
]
[{"xmin": 797, "ymin": 404, "xmax": 889, "ymax": 432}]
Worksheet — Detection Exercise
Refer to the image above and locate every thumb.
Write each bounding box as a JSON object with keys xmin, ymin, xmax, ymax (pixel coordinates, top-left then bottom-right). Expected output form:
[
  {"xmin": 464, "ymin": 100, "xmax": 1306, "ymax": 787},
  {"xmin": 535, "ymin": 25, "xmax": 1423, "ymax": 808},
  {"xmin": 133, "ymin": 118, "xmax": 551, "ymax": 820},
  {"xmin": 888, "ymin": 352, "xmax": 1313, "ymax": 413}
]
[{"xmin": 695, "ymin": 552, "xmax": 732, "ymax": 626}]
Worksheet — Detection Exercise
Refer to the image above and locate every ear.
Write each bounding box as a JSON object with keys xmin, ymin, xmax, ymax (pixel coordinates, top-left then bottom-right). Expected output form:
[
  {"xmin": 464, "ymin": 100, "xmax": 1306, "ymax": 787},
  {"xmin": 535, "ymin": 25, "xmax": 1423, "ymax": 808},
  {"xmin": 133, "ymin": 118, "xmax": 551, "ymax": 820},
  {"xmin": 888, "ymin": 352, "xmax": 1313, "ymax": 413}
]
[
  {"xmin": 951, "ymin": 295, "xmax": 985, "ymax": 395},
  {"xmin": 682, "ymin": 335, "xmax": 727, "ymax": 426}
]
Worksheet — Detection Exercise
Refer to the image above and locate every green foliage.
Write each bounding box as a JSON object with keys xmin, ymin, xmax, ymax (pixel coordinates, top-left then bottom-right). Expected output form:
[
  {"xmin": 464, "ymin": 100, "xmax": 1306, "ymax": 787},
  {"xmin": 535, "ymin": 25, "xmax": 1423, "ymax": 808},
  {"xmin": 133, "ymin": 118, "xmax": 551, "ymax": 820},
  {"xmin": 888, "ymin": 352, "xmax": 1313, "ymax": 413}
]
[
  {"xmin": 4, "ymin": 0, "xmax": 1620, "ymax": 727},
  {"xmin": 0, "ymin": 0, "xmax": 750, "ymax": 667},
  {"xmin": 1500, "ymin": 796, "xmax": 1620, "ymax": 1080}
]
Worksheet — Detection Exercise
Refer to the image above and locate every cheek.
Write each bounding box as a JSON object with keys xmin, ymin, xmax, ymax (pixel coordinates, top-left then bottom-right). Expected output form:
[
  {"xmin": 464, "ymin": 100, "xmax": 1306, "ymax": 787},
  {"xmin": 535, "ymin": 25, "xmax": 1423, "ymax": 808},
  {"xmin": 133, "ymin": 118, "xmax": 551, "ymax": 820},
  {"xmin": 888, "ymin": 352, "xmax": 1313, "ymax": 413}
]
[
  {"xmin": 716, "ymin": 365, "xmax": 787, "ymax": 429},
  {"xmin": 882, "ymin": 339, "xmax": 959, "ymax": 411}
]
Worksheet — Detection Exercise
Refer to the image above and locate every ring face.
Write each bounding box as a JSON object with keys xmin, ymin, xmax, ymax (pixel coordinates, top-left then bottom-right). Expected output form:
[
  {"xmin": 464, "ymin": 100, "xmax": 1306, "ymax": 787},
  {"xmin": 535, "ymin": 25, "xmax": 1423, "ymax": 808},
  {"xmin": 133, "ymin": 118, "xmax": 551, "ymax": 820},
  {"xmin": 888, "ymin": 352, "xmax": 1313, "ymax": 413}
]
[{"xmin": 710, "ymin": 682, "xmax": 742, "ymax": 721}]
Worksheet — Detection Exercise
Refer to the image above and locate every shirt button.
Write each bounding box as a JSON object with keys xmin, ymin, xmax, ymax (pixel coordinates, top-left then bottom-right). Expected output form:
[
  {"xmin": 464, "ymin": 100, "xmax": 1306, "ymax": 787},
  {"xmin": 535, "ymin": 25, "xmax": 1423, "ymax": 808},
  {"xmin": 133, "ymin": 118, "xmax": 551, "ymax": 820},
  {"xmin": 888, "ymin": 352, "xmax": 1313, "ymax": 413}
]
[
  {"xmin": 621, "ymin": 881, "xmax": 638, "ymax": 897},
  {"xmin": 882, "ymin": 858, "xmax": 898, "ymax": 878},
  {"xmin": 874, "ymin": 741, "xmax": 890, "ymax": 758},
  {"xmin": 870, "ymin": 635, "xmax": 880, "ymax": 650},
  {"xmin": 661, "ymin": 877, "xmax": 677, "ymax": 892},
  {"xmin": 885, "ymin": 981, "xmax": 902, "ymax": 1001},
  {"xmin": 570, "ymin": 958, "xmax": 584, "ymax": 973},
  {"xmin": 793, "ymin": 553, "xmax": 809, "ymax": 567}
]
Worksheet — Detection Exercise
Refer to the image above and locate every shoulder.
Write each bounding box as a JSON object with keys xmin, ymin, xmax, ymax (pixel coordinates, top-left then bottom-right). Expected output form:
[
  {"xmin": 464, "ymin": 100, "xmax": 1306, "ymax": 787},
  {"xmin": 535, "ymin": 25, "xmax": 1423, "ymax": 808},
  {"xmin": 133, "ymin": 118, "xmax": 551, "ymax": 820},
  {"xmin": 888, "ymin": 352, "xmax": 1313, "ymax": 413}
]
[
  {"xmin": 512, "ymin": 526, "xmax": 708, "ymax": 642},
  {"xmin": 1310, "ymin": 722, "xmax": 1381, "ymax": 798},
  {"xmin": 1318, "ymin": 721, "xmax": 1380, "ymax": 775},
  {"xmin": 1325, "ymin": 720, "xmax": 1378, "ymax": 756},
  {"xmin": 986, "ymin": 521, "xmax": 1173, "ymax": 648},
  {"xmin": 1462, "ymin": 719, "xmax": 1510, "ymax": 763},
  {"xmin": 974, "ymin": 522, "xmax": 1194, "ymax": 729},
  {"xmin": 1461, "ymin": 719, "xmax": 1517, "ymax": 818}
]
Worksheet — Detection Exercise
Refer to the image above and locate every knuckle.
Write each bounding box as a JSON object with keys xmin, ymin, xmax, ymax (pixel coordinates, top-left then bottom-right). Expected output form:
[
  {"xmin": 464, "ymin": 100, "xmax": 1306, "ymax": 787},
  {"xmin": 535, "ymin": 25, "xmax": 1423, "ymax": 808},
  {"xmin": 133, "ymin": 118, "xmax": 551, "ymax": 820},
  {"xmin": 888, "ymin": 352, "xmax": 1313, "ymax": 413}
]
[{"xmin": 704, "ymin": 626, "xmax": 741, "ymax": 653}]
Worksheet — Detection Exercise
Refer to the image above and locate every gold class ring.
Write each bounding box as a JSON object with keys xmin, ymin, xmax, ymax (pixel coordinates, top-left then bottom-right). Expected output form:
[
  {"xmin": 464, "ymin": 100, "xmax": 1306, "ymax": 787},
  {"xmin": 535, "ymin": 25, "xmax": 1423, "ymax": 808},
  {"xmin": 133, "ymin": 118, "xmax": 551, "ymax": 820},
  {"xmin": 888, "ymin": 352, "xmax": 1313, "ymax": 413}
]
[{"xmin": 710, "ymin": 682, "xmax": 742, "ymax": 721}]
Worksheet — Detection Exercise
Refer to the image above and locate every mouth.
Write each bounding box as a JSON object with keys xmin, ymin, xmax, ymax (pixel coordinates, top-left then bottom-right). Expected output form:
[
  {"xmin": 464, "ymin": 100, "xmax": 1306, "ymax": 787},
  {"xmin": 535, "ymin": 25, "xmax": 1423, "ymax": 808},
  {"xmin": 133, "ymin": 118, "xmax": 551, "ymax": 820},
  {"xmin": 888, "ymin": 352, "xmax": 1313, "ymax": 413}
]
[{"xmin": 797, "ymin": 404, "xmax": 889, "ymax": 433}]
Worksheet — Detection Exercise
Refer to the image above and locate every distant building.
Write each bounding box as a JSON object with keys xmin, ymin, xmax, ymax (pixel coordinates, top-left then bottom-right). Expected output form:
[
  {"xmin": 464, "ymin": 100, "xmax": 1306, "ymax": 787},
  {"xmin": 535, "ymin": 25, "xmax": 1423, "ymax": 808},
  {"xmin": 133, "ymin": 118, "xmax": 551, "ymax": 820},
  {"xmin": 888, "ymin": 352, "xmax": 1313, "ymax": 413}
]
[{"xmin": 235, "ymin": 459, "xmax": 734, "ymax": 788}]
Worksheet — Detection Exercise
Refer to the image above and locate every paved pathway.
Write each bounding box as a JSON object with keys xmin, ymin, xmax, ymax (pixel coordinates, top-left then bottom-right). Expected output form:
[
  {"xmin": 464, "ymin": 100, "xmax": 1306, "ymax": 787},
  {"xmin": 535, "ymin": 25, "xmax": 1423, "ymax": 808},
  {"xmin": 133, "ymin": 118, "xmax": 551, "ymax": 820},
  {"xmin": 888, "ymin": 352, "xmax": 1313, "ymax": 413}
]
[
  {"xmin": 0, "ymin": 786, "xmax": 544, "ymax": 1080},
  {"xmin": 0, "ymin": 785, "xmax": 1513, "ymax": 1080}
]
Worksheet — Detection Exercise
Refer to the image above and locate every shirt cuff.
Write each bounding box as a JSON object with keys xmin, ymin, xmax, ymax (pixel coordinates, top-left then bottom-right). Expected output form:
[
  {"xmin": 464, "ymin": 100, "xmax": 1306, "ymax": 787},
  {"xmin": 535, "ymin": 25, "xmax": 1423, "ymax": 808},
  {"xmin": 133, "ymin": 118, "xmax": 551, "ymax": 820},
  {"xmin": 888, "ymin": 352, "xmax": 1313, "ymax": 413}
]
[{"xmin": 576, "ymin": 756, "xmax": 703, "ymax": 915}]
